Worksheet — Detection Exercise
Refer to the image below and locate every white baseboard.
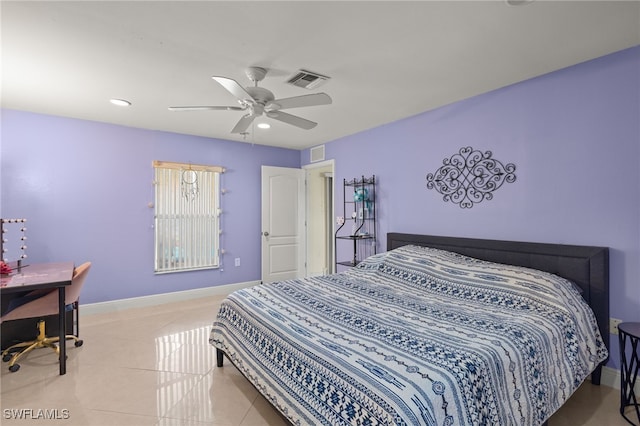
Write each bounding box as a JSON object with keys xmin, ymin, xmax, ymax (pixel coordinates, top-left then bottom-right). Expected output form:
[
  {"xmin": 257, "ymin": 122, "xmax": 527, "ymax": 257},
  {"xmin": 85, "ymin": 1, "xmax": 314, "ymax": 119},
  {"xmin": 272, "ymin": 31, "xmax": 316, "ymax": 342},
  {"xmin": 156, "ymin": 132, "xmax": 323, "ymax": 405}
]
[
  {"xmin": 601, "ymin": 365, "xmax": 620, "ymax": 388},
  {"xmin": 597, "ymin": 365, "xmax": 640, "ymax": 396},
  {"xmin": 79, "ymin": 280, "xmax": 260, "ymax": 316}
]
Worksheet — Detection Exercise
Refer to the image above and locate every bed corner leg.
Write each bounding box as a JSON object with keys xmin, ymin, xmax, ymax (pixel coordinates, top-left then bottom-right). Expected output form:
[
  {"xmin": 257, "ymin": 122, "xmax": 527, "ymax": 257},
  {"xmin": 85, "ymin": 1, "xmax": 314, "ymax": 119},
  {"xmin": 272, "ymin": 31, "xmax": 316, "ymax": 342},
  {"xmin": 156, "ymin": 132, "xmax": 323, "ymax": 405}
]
[
  {"xmin": 216, "ymin": 348, "xmax": 224, "ymax": 367},
  {"xmin": 591, "ymin": 364, "xmax": 603, "ymax": 385}
]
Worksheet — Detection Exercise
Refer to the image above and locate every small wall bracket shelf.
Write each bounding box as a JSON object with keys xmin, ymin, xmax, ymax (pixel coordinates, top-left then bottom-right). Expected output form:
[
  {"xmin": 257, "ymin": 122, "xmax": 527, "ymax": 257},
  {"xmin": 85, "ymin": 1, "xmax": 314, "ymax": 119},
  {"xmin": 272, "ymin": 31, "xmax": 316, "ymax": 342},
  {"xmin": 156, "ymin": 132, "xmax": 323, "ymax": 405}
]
[{"xmin": 335, "ymin": 175, "xmax": 376, "ymax": 268}]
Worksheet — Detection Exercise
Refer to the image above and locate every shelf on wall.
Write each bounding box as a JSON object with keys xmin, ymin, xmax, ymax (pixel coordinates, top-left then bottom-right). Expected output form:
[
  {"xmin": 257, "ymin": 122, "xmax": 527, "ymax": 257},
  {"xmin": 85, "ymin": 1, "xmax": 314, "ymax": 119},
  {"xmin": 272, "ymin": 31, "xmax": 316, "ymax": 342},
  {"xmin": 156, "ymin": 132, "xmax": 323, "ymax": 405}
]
[
  {"xmin": 337, "ymin": 260, "xmax": 361, "ymax": 267},
  {"xmin": 336, "ymin": 235, "xmax": 375, "ymax": 240}
]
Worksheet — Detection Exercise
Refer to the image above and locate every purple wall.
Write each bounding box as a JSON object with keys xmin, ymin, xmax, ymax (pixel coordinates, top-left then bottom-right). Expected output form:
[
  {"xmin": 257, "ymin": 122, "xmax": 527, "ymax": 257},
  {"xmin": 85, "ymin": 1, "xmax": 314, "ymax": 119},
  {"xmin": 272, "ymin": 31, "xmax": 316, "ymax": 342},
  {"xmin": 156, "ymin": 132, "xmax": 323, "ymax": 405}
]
[
  {"xmin": 1, "ymin": 111, "xmax": 300, "ymax": 303},
  {"xmin": 303, "ymin": 46, "xmax": 640, "ymax": 368},
  {"xmin": 2, "ymin": 46, "xmax": 638, "ymax": 369}
]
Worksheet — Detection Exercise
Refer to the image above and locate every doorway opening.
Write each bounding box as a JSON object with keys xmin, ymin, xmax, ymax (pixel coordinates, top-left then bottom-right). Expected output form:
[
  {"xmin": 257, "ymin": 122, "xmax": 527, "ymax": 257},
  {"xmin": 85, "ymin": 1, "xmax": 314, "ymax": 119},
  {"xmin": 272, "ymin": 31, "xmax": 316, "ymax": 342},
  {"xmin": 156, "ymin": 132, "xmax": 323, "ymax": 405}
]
[{"xmin": 304, "ymin": 160, "xmax": 335, "ymax": 276}]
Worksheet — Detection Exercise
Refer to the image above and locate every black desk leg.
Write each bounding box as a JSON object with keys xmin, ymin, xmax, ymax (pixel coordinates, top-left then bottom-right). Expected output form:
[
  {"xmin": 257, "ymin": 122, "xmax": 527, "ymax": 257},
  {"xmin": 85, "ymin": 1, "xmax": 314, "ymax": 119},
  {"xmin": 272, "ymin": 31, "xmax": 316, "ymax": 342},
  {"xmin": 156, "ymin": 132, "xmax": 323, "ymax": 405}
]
[{"xmin": 58, "ymin": 286, "xmax": 66, "ymax": 375}]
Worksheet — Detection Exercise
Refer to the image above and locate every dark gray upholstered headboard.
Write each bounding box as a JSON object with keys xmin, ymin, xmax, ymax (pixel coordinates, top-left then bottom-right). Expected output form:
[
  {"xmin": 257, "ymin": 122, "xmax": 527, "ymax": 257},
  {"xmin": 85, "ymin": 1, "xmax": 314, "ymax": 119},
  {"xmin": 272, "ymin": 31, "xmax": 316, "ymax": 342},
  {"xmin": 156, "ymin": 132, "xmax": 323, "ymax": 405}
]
[{"xmin": 387, "ymin": 233, "xmax": 610, "ymax": 365}]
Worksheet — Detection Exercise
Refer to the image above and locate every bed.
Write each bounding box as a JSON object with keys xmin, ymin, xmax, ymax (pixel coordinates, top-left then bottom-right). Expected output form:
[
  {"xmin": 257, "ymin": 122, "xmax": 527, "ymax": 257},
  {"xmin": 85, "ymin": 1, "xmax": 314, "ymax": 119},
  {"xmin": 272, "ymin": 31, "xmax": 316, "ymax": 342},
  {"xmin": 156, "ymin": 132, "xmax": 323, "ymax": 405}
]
[{"xmin": 210, "ymin": 233, "xmax": 609, "ymax": 425}]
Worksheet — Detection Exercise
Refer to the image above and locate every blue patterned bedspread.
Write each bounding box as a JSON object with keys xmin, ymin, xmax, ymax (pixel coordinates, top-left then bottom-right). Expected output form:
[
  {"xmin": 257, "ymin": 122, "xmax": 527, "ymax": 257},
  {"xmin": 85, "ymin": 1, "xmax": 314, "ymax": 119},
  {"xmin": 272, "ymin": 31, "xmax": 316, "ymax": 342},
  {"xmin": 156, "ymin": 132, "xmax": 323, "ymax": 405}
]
[{"xmin": 209, "ymin": 245, "xmax": 607, "ymax": 426}]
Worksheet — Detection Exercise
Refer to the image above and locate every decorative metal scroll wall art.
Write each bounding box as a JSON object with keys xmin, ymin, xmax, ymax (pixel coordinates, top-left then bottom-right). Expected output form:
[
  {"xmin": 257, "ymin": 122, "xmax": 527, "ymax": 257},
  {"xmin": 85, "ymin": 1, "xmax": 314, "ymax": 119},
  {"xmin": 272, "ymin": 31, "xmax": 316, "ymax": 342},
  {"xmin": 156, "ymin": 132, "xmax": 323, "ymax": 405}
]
[{"xmin": 426, "ymin": 146, "xmax": 516, "ymax": 208}]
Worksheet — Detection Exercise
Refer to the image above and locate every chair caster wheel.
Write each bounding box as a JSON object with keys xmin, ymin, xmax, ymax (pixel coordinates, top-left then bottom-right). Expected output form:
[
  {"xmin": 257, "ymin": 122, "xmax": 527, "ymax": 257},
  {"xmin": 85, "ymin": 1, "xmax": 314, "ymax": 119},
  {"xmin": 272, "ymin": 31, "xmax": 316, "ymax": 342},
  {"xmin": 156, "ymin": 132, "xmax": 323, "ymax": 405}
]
[
  {"xmin": 3, "ymin": 354, "xmax": 12, "ymax": 362},
  {"xmin": 75, "ymin": 340, "xmax": 83, "ymax": 347},
  {"xmin": 9, "ymin": 364, "xmax": 20, "ymax": 372}
]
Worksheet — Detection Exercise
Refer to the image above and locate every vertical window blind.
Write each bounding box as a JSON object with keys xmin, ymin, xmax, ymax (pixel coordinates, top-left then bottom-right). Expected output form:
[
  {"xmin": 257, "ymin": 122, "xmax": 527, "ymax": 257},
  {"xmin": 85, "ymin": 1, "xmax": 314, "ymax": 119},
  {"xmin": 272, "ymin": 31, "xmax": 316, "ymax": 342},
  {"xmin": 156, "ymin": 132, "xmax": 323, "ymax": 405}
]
[{"xmin": 153, "ymin": 161, "xmax": 222, "ymax": 273}]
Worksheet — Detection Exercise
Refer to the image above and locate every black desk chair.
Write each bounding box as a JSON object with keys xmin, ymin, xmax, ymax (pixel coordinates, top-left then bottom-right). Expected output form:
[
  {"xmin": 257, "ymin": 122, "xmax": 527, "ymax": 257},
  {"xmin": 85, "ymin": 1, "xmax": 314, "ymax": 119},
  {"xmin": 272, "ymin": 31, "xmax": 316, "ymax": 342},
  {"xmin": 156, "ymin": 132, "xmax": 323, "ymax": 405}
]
[{"xmin": 0, "ymin": 262, "xmax": 91, "ymax": 372}]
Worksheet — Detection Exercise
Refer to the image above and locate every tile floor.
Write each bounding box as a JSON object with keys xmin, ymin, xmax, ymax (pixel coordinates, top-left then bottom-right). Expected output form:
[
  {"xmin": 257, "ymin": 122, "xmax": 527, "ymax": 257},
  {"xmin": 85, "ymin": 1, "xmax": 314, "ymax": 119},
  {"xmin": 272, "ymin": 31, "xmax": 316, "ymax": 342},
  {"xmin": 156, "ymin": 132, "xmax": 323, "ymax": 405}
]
[{"xmin": 0, "ymin": 295, "xmax": 632, "ymax": 425}]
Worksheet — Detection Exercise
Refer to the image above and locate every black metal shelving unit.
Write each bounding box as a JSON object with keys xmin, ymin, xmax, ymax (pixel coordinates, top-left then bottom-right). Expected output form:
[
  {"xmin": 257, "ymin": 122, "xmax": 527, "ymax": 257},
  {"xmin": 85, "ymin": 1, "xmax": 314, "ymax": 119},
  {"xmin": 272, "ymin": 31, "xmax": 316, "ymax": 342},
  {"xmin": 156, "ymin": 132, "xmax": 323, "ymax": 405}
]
[{"xmin": 335, "ymin": 175, "xmax": 376, "ymax": 268}]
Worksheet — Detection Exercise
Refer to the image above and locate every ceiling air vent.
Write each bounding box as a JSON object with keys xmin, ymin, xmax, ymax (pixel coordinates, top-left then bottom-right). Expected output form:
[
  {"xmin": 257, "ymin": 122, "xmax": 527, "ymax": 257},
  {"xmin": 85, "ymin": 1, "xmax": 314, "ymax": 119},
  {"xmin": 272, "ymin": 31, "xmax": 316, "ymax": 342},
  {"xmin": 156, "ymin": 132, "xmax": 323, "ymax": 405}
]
[{"xmin": 286, "ymin": 69, "xmax": 330, "ymax": 90}]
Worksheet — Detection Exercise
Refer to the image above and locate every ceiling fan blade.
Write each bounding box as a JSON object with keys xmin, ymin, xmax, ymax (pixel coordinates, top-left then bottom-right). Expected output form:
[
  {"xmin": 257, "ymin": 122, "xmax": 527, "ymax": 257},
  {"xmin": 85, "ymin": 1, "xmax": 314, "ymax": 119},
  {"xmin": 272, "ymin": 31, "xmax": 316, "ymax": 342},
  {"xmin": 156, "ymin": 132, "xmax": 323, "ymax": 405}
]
[
  {"xmin": 168, "ymin": 106, "xmax": 245, "ymax": 111},
  {"xmin": 230, "ymin": 113, "xmax": 257, "ymax": 134},
  {"xmin": 268, "ymin": 93, "xmax": 332, "ymax": 110},
  {"xmin": 212, "ymin": 76, "xmax": 254, "ymax": 104},
  {"xmin": 266, "ymin": 111, "xmax": 317, "ymax": 130}
]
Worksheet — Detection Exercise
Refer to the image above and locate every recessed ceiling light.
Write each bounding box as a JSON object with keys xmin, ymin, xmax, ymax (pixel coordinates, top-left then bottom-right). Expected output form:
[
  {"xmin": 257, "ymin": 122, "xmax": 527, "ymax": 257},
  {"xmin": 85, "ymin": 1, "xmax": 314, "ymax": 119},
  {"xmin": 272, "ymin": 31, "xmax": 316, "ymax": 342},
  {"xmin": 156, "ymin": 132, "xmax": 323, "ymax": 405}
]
[
  {"xmin": 506, "ymin": 0, "xmax": 535, "ymax": 5},
  {"xmin": 110, "ymin": 98, "xmax": 131, "ymax": 107},
  {"xmin": 257, "ymin": 123, "xmax": 271, "ymax": 129}
]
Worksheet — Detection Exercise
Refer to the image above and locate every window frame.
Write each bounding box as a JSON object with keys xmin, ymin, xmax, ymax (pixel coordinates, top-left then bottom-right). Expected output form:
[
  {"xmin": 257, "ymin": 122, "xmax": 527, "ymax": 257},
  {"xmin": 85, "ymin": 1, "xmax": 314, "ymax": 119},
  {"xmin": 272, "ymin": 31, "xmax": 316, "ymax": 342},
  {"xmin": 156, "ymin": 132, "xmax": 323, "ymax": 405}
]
[{"xmin": 153, "ymin": 160, "xmax": 223, "ymax": 274}]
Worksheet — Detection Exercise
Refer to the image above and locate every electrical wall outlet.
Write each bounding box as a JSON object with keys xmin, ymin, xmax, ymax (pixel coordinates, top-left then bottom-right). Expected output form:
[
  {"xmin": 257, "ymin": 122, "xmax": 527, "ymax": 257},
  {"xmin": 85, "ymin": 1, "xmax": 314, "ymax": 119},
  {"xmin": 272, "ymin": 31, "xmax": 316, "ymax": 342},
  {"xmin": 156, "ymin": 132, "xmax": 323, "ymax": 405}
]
[
  {"xmin": 610, "ymin": 318, "xmax": 623, "ymax": 335},
  {"xmin": 234, "ymin": 257, "xmax": 240, "ymax": 267}
]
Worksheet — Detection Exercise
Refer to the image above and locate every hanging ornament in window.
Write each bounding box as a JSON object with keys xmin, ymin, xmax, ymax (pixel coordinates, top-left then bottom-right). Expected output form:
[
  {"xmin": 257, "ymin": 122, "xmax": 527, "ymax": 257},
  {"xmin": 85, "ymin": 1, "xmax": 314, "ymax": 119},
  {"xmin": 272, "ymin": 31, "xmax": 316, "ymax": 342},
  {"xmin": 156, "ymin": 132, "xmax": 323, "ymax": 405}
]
[{"xmin": 181, "ymin": 167, "xmax": 199, "ymax": 201}]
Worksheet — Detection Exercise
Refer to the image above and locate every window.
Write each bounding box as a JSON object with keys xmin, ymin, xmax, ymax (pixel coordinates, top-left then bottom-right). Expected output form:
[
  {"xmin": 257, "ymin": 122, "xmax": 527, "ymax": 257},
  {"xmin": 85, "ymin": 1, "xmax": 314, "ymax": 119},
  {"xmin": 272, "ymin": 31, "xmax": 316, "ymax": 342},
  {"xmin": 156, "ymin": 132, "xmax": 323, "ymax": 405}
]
[{"xmin": 153, "ymin": 161, "xmax": 223, "ymax": 273}]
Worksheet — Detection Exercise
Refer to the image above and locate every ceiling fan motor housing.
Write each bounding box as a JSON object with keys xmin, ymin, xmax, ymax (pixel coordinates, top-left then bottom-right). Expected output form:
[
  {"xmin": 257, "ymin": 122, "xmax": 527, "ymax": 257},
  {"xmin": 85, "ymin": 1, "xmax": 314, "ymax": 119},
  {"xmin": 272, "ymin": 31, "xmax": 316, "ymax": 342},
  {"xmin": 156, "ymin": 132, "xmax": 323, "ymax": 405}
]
[{"xmin": 246, "ymin": 86, "xmax": 274, "ymax": 107}]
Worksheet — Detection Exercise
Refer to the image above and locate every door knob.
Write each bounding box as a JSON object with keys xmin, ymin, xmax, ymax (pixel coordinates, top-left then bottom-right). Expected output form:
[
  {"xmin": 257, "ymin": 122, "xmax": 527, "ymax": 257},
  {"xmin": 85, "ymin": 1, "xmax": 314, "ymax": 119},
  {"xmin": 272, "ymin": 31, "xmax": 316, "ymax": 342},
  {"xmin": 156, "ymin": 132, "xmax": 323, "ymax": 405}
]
[{"xmin": 262, "ymin": 231, "xmax": 269, "ymax": 237}]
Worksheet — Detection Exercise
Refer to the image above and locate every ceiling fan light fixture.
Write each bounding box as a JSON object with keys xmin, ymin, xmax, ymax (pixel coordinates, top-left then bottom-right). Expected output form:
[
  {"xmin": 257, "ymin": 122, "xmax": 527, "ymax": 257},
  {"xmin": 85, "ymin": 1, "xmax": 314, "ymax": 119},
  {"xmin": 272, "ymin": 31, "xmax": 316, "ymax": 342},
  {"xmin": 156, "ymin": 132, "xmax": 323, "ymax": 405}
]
[
  {"xmin": 110, "ymin": 98, "xmax": 131, "ymax": 107},
  {"xmin": 257, "ymin": 123, "xmax": 271, "ymax": 129}
]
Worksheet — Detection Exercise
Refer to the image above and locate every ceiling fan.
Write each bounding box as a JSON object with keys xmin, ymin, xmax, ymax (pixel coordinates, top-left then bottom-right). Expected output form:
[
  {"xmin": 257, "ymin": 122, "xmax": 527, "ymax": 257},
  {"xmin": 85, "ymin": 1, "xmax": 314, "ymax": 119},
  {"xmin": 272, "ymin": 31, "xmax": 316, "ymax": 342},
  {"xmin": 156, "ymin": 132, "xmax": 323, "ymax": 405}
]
[{"xmin": 169, "ymin": 67, "xmax": 332, "ymax": 134}]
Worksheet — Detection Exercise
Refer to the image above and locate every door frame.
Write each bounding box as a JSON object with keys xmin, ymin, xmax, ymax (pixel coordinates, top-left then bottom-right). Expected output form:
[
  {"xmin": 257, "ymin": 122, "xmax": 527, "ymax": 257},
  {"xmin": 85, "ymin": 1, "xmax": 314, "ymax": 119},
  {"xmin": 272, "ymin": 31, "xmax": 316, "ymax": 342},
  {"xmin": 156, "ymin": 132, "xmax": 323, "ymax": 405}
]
[{"xmin": 303, "ymin": 159, "xmax": 336, "ymax": 276}]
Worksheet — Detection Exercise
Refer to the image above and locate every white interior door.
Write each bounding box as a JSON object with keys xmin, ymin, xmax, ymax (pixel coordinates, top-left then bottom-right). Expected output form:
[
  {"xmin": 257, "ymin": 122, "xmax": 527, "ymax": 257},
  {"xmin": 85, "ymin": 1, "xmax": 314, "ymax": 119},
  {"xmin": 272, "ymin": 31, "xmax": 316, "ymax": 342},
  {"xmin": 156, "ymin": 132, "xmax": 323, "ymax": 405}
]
[{"xmin": 261, "ymin": 166, "xmax": 305, "ymax": 283}]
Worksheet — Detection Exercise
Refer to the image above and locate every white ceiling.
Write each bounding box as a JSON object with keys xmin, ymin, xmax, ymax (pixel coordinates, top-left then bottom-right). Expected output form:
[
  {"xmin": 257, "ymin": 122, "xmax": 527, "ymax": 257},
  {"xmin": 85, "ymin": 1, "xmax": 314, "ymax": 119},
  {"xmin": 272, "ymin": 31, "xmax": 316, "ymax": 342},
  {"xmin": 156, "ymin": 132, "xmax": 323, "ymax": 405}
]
[{"xmin": 2, "ymin": 1, "xmax": 639, "ymax": 150}]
